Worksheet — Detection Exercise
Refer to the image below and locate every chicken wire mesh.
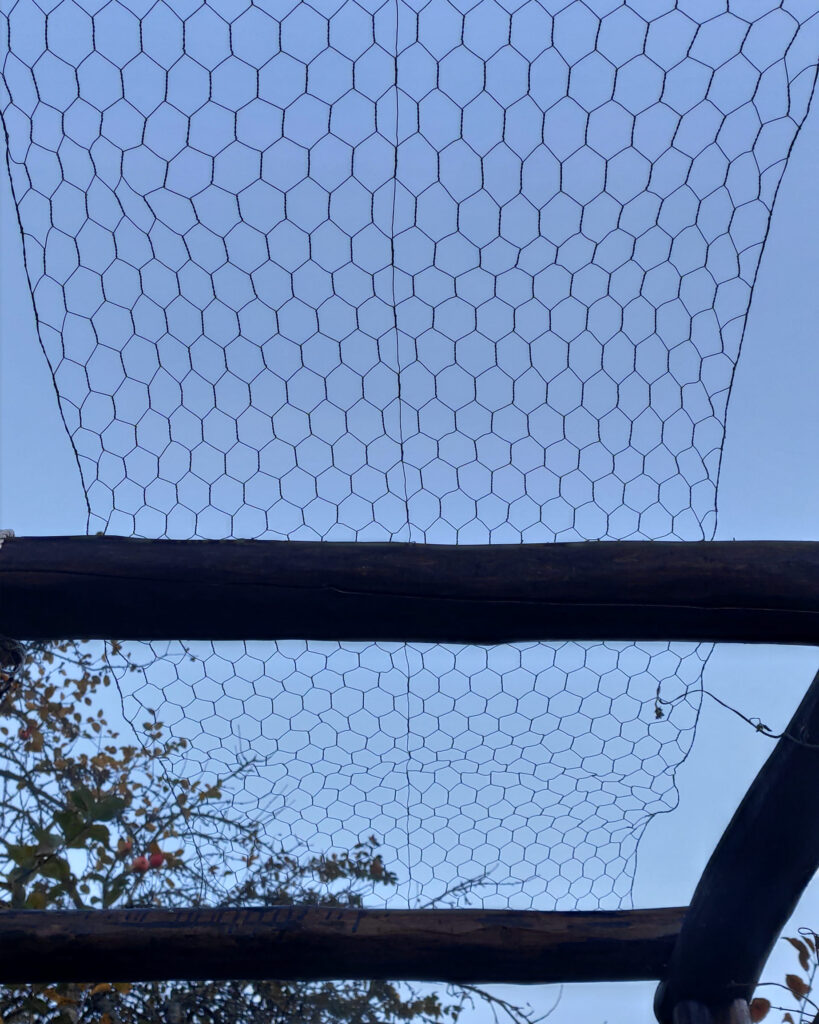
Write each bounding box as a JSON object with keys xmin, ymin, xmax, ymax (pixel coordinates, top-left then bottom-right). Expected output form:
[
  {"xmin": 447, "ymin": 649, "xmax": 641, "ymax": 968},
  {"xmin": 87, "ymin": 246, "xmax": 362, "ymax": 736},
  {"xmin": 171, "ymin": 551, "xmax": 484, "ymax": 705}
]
[{"xmin": 0, "ymin": 0, "xmax": 817, "ymax": 909}]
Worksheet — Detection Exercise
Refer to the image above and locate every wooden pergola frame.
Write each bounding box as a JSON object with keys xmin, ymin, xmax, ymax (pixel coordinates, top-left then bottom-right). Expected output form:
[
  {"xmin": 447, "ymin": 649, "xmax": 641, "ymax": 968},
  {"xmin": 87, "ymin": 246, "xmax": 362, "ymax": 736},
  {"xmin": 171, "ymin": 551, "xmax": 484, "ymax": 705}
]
[{"xmin": 3, "ymin": 536, "xmax": 819, "ymax": 1024}]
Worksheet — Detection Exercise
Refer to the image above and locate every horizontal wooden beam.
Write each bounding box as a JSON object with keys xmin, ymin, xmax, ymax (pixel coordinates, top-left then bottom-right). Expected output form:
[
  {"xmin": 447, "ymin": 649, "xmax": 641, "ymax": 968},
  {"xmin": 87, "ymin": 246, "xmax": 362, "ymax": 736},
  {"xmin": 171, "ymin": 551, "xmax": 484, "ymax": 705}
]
[
  {"xmin": 1, "ymin": 537, "xmax": 819, "ymax": 644},
  {"xmin": 655, "ymin": 667, "xmax": 819, "ymax": 1022},
  {"xmin": 0, "ymin": 905, "xmax": 684, "ymax": 983}
]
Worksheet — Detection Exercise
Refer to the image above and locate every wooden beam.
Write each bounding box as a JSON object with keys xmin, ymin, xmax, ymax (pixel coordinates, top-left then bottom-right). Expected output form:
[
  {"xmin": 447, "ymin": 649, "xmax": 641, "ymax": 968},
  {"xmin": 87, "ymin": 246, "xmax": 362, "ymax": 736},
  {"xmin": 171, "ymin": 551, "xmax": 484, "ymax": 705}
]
[
  {"xmin": 0, "ymin": 905, "xmax": 684, "ymax": 984},
  {"xmin": 655, "ymin": 667, "xmax": 819, "ymax": 1022},
  {"xmin": 1, "ymin": 537, "xmax": 819, "ymax": 644}
]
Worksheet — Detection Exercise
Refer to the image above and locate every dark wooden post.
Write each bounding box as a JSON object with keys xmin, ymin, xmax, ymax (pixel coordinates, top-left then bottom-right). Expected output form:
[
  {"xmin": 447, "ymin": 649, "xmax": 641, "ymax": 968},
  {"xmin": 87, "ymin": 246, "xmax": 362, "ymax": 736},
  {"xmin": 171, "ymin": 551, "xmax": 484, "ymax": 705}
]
[
  {"xmin": 655, "ymin": 668, "xmax": 819, "ymax": 1022},
  {"xmin": 672, "ymin": 1001, "xmax": 751, "ymax": 1024}
]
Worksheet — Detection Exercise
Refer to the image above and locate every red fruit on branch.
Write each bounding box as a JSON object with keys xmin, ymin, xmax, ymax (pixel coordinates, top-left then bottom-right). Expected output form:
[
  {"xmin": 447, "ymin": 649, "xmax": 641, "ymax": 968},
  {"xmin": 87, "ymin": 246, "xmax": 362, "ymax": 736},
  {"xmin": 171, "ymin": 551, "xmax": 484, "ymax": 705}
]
[
  {"xmin": 148, "ymin": 851, "xmax": 165, "ymax": 869},
  {"xmin": 18, "ymin": 727, "xmax": 31, "ymax": 740},
  {"xmin": 131, "ymin": 856, "xmax": 149, "ymax": 873}
]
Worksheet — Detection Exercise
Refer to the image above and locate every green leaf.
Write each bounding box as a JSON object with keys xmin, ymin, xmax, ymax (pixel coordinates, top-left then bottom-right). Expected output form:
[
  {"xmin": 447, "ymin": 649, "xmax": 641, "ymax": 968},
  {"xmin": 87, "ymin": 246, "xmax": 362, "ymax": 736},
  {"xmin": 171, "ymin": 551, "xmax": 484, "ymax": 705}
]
[
  {"xmin": 56, "ymin": 812, "xmax": 101, "ymax": 848},
  {"xmin": 37, "ymin": 857, "xmax": 71, "ymax": 883},
  {"xmin": 102, "ymin": 875, "xmax": 130, "ymax": 909},
  {"xmin": 54, "ymin": 810, "xmax": 85, "ymax": 843},
  {"xmin": 7, "ymin": 843, "xmax": 38, "ymax": 866},
  {"xmin": 33, "ymin": 827, "xmax": 63, "ymax": 852},
  {"xmin": 93, "ymin": 795, "xmax": 127, "ymax": 822},
  {"xmin": 69, "ymin": 788, "xmax": 95, "ymax": 815},
  {"xmin": 86, "ymin": 824, "xmax": 110, "ymax": 845}
]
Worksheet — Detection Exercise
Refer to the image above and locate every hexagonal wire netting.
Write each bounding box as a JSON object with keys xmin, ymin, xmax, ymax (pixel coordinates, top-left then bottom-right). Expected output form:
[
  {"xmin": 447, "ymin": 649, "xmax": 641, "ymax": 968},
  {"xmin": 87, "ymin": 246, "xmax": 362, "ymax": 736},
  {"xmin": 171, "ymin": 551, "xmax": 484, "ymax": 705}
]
[{"xmin": 1, "ymin": 0, "xmax": 817, "ymax": 910}]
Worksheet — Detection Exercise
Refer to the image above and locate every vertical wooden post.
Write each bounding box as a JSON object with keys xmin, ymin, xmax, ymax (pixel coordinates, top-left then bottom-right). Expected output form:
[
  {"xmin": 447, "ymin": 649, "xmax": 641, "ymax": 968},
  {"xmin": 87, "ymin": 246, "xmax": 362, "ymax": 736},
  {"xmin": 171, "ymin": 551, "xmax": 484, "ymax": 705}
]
[
  {"xmin": 655, "ymin": 668, "xmax": 819, "ymax": 1021},
  {"xmin": 671, "ymin": 1000, "xmax": 750, "ymax": 1024},
  {"xmin": 672, "ymin": 1003, "xmax": 714, "ymax": 1024}
]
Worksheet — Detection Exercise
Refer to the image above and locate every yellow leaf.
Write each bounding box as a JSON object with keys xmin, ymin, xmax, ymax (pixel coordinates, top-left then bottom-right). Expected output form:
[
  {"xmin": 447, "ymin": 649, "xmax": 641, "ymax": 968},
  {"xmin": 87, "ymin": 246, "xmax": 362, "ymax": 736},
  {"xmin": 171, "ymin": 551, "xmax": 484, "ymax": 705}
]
[
  {"xmin": 90, "ymin": 984, "xmax": 111, "ymax": 995},
  {"xmin": 112, "ymin": 983, "xmax": 131, "ymax": 994}
]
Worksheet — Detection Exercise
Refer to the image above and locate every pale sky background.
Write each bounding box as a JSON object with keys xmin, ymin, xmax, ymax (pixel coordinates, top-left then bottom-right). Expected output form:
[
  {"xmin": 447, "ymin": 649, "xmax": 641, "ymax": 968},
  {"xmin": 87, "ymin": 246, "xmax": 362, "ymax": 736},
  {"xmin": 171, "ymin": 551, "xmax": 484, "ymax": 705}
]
[{"xmin": 2, "ymin": 22, "xmax": 819, "ymax": 1024}]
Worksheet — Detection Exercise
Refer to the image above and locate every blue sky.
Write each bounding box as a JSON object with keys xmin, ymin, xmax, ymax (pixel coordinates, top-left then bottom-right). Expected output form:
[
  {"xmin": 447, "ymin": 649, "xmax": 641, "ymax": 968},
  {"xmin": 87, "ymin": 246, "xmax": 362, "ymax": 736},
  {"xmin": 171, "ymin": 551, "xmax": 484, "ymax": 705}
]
[{"xmin": 3, "ymin": 3, "xmax": 819, "ymax": 1022}]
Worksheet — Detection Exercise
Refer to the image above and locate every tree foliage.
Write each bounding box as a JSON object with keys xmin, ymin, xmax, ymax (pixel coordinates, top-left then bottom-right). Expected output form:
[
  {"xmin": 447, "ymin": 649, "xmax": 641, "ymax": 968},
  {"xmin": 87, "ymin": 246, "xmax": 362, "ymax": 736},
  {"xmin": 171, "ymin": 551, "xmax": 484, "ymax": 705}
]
[
  {"xmin": 753, "ymin": 929, "xmax": 819, "ymax": 1024},
  {"xmin": 0, "ymin": 640, "xmax": 545, "ymax": 1024}
]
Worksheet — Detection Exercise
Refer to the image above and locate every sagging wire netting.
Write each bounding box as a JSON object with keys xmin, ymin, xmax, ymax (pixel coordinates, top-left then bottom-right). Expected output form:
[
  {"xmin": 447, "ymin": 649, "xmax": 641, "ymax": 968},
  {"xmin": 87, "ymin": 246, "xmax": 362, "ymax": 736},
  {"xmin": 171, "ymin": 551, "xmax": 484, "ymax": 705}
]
[{"xmin": 1, "ymin": 0, "xmax": 817, "ymax": 910}]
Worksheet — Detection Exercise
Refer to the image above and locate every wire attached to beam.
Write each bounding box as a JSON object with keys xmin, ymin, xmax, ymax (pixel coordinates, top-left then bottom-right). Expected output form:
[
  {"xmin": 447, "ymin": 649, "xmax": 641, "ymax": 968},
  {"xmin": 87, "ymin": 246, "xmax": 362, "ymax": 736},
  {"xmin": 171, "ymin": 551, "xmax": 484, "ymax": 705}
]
[{"xmin": 0, "ymin": 532, "xmax": 23, "ymax": 687}]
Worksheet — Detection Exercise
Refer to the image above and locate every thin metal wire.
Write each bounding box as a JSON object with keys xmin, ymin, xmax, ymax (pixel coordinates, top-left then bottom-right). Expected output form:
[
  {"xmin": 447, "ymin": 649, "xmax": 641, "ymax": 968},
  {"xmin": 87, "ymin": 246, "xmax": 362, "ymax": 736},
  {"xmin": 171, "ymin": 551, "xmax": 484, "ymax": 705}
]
[{"xmin": 1, "ymin": 0, "xmax": 817, "ymax": 911}]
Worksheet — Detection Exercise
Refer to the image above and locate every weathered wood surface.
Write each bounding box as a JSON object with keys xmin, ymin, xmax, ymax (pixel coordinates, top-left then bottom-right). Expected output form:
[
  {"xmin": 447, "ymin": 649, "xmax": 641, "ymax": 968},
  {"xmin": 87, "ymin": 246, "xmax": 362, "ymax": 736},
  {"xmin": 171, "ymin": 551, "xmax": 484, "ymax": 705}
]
[
  {"xmin": 672, "ymin": 1003, "xmax": 717, "ymax": 1024},
  {"xmin": 0, "ymin": 905, "xmax": 685, "ymax": 983},
  {"xmin": 670, "ymin": 1000, "xmax": 751, "ymax": 1024},
  {"xmin": 655, "ymin": 667, "xmax": 819, "ymax": 1022},
  {"xmin": 2, "ymin": 537, "xmax": 819, "ymax": 643}
]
